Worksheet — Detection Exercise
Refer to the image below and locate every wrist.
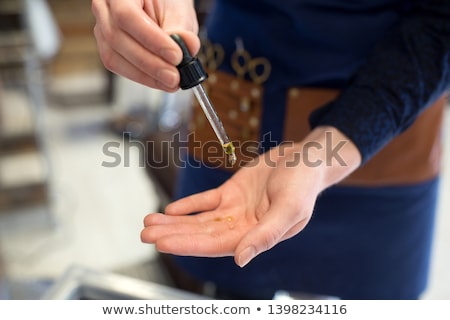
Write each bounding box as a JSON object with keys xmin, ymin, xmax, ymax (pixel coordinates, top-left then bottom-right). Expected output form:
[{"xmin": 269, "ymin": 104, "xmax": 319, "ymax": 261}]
[
  {"xmin": 272, "ymin": 126, "xmax": 361, "ymax": 191},
  {"xmin": 304, "ymin": 126, "xmax": 361, "ymax": 187}
]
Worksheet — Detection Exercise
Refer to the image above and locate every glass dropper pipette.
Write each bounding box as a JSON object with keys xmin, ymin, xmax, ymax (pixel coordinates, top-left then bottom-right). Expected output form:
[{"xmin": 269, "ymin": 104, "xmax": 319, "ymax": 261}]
[{"xmin": 170, "ymin": 34, "xmax": 237, "ymax": 165}]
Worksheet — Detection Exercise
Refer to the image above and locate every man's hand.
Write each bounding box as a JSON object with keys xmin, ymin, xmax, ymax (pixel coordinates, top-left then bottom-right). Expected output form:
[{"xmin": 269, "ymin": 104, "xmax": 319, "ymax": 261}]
[
  {"xmin": 92, "ymin": 0, "xmax": 200, "ymax": 91},
  {"xmin": 141, "ymin": 126, "xmax": 361, "ymax": 267}
]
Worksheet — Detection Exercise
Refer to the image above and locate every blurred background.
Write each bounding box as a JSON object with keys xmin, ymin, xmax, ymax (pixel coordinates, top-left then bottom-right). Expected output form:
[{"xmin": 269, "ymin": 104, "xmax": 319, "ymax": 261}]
[{"xmin": 0, "ymin": 0, "xmax": 448, "ymax": 300}]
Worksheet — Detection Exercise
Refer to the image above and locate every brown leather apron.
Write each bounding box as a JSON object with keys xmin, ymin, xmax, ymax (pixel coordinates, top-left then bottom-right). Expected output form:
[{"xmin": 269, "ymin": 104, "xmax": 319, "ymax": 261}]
[{"xmin": 188, "ymin": 70, "xmax": 447, "ymax": 186}]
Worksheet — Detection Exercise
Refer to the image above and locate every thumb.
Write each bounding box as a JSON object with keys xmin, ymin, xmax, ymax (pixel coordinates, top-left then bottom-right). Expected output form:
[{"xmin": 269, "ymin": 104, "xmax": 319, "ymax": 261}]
[
  {"xmin": 159, "ymin": 2, "xmax": 201, "ymax": 63},
  {"xmin": 141, "ymin": 1, "xmax": 201, "ymax": 65},
  {"xmin": 234, "ymin": 199, "xmax": 310, "ymax": 268},
  {"xmin": 165, "ymin": 30, "xmax": 201, "ymax": 62},
  {"xmin": 234, "ymin": 222, "xmax": 283, "ymax": 268}
]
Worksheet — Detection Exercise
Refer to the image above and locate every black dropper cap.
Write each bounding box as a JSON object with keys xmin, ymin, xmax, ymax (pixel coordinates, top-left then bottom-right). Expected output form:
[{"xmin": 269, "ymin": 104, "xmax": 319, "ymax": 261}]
[{"xmin": 170, "ymin": 34, "xmax": 208, "ymax": 90}]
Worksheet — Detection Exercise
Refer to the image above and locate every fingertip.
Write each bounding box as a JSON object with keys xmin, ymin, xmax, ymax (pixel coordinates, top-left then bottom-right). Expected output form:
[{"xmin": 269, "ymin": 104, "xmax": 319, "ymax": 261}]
[
  {"xmin": 164, "ymin": 197, "xmax": 191, "ymax": 215},
  {"xmin": 164, "ymin": 202, "xmax": 178, "ymax": 215},
  {"xmin": 188, "ymin": 32, "xmax": 202, "ymax": 56},
  {"xmin": 143, "ymin": 212, "xmax": 163, "ymax": 227},
  {"xmin": 140, "ymin": 228, "xmax": 150, "ymax": 243},
  {"xmin": 154, "ymin": 240, "xmax": 170, "ymax": 254},
  {"xmin": 143, "ymin": 213, "xmax": 151, "ymax": 226},
  {"xmin": 235, "ymin": 246, "xmax": 256, "ymax": 268}
]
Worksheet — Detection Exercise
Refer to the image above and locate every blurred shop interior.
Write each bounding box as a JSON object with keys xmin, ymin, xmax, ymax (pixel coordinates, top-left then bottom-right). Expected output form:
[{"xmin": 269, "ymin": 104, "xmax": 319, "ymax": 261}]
[{"xmin": 0, "ymin": 0, "xmax": 449, "ymax": 299}]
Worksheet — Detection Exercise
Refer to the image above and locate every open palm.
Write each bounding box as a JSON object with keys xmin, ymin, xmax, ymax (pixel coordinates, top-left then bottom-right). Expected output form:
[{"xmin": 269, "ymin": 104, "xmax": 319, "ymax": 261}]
[{"xmin": 141, "ymin": 145, "xmax": 321, "ymax": 267}]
